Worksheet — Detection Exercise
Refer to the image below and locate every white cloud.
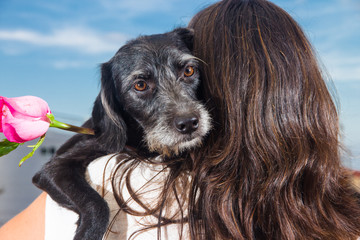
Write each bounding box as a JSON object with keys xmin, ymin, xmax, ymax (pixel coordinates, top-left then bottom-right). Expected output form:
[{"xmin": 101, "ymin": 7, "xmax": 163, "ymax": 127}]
[
  {"xmin": 99, "ymin": 0, "xmax": 175, "ymax": 14},
  {"xmin": 320, "ymin": 53, "xmax": 360, "ymax": 82},
  {"xmin": 52, "ymin": 60, "xmax": 89, "ymax": 69},
  {"xmin": 0, "ymin": 27, "xmax": 130, "ymax": 54},
  {"xmin": 340, "ymin": 0, "xmax": 360, "ymax": 9}
]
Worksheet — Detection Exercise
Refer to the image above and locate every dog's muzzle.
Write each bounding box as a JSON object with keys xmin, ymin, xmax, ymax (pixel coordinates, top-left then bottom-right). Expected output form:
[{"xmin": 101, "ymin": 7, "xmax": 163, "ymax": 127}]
[{"xmin": 144, "ymin": 102, "xmax": 211, "ymax": 156}]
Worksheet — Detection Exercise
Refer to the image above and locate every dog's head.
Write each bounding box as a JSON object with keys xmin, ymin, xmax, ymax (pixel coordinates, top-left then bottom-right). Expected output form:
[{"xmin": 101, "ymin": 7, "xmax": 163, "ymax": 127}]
[{"xmin": 93, "ymin": 28, "xmax": 211, "ymax": 156}]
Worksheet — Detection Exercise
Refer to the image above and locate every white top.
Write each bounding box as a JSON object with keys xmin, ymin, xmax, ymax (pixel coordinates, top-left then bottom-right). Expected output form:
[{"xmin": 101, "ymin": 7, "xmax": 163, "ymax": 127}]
[{"xmin": 44, "ymin": 154, "xmax": 189, "ymax": 240}]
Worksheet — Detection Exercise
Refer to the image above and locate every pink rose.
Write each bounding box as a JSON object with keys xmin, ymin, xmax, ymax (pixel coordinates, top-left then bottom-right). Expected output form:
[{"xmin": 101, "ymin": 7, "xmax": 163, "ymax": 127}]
[{"xmin": 0, "ymin": 96, "xmax": 51, "ymax": 143}]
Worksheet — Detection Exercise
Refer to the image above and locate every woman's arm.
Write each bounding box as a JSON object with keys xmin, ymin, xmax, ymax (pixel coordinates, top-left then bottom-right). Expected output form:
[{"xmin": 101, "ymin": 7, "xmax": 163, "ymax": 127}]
[{"xmin": 0, "ymin": 192, "xmax": 46, "ymax": 240}]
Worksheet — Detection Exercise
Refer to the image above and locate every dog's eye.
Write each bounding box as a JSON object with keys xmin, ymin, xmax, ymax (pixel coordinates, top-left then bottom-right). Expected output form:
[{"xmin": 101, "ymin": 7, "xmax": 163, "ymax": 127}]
[
  {"xmin": 134, "ymin": 81, "xmax": 148, "ymax": 91},
  {"xmin": 184, "ymin": 66, "xmax": 195, "ymax": 77}
]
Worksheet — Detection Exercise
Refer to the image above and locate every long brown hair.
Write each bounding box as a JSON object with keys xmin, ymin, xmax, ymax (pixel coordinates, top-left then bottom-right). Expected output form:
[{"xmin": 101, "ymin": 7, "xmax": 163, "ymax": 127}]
[{"xmin": 187, "ymin": 0, "xmax": 360, "ymax": 239}]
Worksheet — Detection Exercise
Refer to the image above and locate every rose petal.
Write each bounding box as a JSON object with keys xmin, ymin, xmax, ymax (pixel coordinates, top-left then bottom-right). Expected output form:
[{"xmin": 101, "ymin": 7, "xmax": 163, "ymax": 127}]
[
  {"xmin": 2, "ymin": 105, "xmax": 50, "ymax": 143},
  {"xmin": 0, "ymin": 97, "xmax": 3, "ymax": 132},
  {"xmin": 2, "ymin": 96, "xmax": 51, "ymax": 118},
  {"xmin": 2, "ymin": 118, "xmax": 50, "ymax": 143}
]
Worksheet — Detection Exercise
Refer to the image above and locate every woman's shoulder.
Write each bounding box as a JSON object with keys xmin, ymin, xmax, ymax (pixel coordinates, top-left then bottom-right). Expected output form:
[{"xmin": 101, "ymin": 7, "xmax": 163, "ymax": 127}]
[
  {"xmin": 86, "ymin": 153, "xmax": 118, "ymax": 192},
  {"xmin": 86, "ymin": 153, "xmax": 186, "ymax": 240},
  {"xmin": 44, "ymin": 154, "xmax": 117, "ymax": 240},
  {"xmin": 46, "ymin": 153, "xmax": 187, "ymax": 240},
  {"xmin": 86, "ymin": 153, "xmax": 168, "ymax": 193}
]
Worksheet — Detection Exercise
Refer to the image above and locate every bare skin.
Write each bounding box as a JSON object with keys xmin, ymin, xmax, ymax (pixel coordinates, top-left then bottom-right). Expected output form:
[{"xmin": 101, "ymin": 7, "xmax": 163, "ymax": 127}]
[{"xmin": 0, "ymin": 192, "xmax": 46, "ymax": 240}]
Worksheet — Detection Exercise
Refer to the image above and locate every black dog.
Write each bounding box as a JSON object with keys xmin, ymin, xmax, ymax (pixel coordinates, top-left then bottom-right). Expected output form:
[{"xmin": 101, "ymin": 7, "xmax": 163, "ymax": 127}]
[{"xmin": 33, "ymin": 28, "xmax": 211, "ymax": 240}]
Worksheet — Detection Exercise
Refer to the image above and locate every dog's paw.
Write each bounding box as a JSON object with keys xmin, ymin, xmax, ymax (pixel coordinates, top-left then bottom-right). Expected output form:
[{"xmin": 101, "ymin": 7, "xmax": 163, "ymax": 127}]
[
  {"xmin": 74, "ymin": 217, "xmax": 108, "ymax": 240},
  {"xmin": 74, "ymin": 202, "xmax": 110, "ymax": 240}
]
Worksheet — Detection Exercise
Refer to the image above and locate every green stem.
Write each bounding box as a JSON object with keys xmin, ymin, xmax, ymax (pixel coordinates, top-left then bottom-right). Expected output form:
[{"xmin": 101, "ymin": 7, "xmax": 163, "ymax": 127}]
[{"xmin": 47, "ymin": 114, "xmax": 94, "ymax": 135}]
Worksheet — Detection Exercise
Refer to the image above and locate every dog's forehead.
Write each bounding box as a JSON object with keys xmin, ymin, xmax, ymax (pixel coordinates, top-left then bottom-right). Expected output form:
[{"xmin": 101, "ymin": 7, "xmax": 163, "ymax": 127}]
[{"xmin": 124, "ymin": 44, "xmax": 186, "ymax": 62}]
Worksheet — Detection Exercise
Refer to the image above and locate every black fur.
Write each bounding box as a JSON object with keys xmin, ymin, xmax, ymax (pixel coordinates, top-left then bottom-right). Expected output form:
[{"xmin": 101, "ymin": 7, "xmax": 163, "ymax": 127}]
[{"xmin": 32, "ymin": 28, "xmax": 210, "ymax": 240}]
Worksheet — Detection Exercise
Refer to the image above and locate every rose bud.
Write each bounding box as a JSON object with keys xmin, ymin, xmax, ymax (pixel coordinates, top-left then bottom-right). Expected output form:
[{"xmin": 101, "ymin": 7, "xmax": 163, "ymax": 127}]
[{"xmin": 0, "ymin": 96, "xmax": 51, "ymax": 143}]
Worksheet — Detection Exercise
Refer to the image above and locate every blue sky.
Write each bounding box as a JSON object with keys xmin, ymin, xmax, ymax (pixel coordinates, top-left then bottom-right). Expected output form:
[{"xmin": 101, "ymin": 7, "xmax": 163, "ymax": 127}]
[{"xmin": 0, "ymin": 0, "xmax": 359, "ymax": 169}]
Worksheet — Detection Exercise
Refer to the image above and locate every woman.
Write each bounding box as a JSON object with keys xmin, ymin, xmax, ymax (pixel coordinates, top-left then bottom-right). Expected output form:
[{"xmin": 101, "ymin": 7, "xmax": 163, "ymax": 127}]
[
  {"xmin": 187, "ymin": 0, "xmax": 360, "ymax": 239},
  {"xmin": 1, "ymin": 0, "xmax": 359, "ymax": 239}
]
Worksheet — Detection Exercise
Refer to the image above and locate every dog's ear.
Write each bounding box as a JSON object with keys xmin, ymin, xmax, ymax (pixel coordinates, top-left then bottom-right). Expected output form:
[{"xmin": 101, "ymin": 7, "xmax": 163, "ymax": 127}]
[
  {"xmin": 173, "ymin": 27, "xmax": 194, "ymax": 51},
  {"xmin": 91, "ymin": 62, "xmax": 127, "ymax": 153}
]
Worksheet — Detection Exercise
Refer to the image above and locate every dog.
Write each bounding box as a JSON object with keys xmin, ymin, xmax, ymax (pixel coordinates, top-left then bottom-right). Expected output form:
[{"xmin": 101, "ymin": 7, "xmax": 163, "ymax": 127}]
[{"xmin": 32, "ymin": 28, "xmax": 211, "ymax": 240}]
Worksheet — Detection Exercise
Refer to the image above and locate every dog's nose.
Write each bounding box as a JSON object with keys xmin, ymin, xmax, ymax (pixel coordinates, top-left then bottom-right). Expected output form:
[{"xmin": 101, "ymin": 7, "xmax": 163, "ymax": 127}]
[{"xmin": 174, "ymin": 115, "xmax": 199, "ymax": 134}]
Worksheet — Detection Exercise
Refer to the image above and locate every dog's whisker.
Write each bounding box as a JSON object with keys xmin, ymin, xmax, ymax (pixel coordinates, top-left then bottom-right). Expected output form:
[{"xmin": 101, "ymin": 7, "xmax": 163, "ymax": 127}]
[{"xmin": 193, "ymin": 56, "xmax": 208, "ymax": 66}]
